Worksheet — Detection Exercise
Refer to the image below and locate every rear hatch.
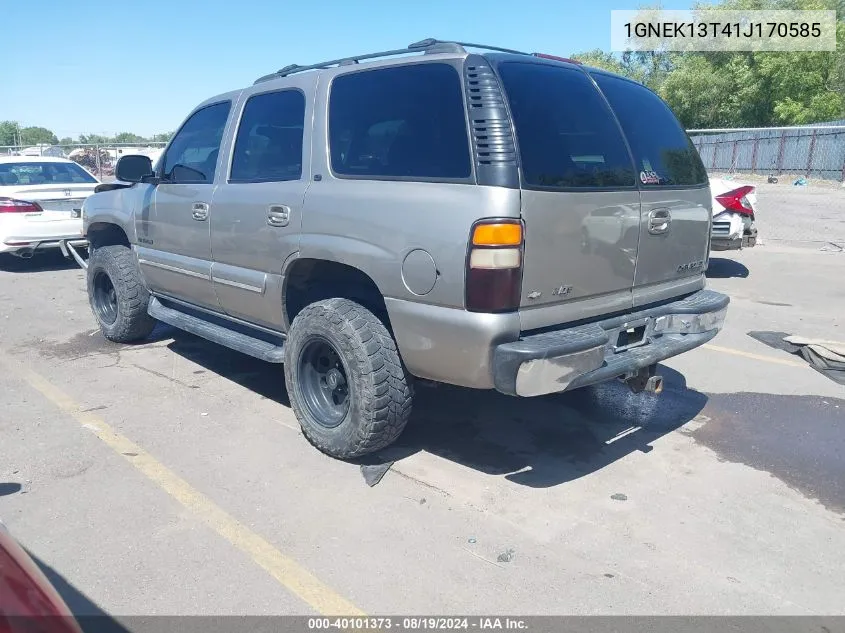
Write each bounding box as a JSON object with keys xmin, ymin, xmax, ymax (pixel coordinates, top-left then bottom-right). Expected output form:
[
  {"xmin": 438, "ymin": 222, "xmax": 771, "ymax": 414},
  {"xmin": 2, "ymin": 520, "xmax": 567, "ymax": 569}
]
[
  {"xmin": 590, "ymin": 72, "xmax": 711, "ymax": 308},
  {"xmin": 493, "ymin": 59, "xmax": 711, "ymax": 329}
]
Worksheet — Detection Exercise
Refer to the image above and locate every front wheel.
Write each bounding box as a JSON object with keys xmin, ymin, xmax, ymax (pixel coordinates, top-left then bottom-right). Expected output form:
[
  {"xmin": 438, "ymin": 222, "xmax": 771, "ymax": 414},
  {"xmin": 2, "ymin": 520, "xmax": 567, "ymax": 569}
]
[
  {"xmin": 284, "ymin": 298, "xmax": 413, "ymax": 459},
  {"xmin": 87, "ymin": 245, "xmax": 156, "ymax": 343}
]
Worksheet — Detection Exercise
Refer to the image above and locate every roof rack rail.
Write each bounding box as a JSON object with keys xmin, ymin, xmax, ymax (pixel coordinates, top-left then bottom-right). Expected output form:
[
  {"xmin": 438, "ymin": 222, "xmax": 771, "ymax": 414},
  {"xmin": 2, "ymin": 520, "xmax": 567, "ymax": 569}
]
[{"xmin": 254, "ymin": 38, "xmax": 530, "ymax": 84}]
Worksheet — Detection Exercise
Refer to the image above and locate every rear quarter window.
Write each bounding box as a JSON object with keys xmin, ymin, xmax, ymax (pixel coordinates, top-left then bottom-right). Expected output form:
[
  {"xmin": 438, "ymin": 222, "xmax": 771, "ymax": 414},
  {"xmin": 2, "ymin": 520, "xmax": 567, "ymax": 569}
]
[
  {"xmin": 328, "ymin": 63, "xmax": 472, "ymax": 181},
  {"xmin": 592, "ymin": 73, "xmax": 708, "ymax": 187}
]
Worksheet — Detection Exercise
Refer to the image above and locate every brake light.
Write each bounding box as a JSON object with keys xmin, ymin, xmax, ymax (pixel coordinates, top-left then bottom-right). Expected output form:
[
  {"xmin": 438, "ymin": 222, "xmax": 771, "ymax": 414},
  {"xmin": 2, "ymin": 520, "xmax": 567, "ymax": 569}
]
[
  {"xmin": 0, "ymin": 197, "xmax": 43, "ymax": 214},
  {"xmin": 532, "ymin": 53, "xmax": 582, "ymax": 64},
  {"xmin": 466, "ymin": 220, "xmax": 523, "ymax": 313},
  {"xmin": 715, "ymin": 185, "xmax": 755, "ymax": 216}
]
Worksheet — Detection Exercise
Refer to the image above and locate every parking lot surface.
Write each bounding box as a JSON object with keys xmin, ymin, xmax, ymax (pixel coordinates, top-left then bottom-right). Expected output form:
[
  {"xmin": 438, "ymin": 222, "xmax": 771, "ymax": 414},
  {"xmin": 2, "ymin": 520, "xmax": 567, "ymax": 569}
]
[{"xmin": 1, "ymin": 184, "xmax": 843, "ymax": 618}]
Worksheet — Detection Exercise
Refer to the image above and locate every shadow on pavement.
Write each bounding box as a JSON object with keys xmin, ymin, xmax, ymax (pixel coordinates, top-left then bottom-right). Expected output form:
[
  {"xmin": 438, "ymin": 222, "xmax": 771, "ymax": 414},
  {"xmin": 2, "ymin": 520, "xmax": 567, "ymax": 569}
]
[
  {"xmin": 0, "ymin": 482, "xmax": 22, "ymax": 497},
  {"xmin": 0, "ymin": 251, "xmax": 80, "ymax": 273},
  {"xmin": 30, "ymin": 552, "xmax": 129, "ymax": 633},
  {"xmin": 166, "ymin": 333, "xmax": 290, "ymax": 406},
  {"xmin": 166, "ymin": 332, "xmax": 707, "ymax": 488},
  {"xmin": 706, "ymin": 257, "xmax": 749, "ymax": 278},
  {"xmin": 373, "ymin": 365, "xmax": 707, "ymax": 488}
]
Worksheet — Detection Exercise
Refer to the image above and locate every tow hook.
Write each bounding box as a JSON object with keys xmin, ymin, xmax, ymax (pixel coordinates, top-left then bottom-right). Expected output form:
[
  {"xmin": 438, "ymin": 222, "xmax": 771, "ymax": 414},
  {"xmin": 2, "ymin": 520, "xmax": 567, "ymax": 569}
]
[{"xmin": 623, "ymin": 365, "xmax": 663, "ymax": 394}]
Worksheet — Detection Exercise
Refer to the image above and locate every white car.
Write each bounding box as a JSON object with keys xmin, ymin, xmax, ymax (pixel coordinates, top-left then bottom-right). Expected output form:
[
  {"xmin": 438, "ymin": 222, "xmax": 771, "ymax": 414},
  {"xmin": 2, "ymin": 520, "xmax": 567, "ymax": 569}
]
[
  {"xmin": 0, "ymin": 156, "xmax": 98, "ymax": 257},
  {"xmin": 709, "ymin": 177, "xmax": 758, "ymax": 251}
]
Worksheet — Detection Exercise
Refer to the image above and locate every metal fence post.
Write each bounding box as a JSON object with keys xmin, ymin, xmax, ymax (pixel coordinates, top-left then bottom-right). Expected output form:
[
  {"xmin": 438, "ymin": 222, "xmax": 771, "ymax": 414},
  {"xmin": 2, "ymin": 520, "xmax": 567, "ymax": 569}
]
[
  {"xmin": 841, "ymin": 136, "xmax": 845, "ymax": 183},
  {"xmin": 776, "ymin": 130, "xmax": 786, "ymax": 176},
  {"xmin": 95, "ymin": 143, "xmax": 101, "ymax": 180},
  {"xmin": 806, "ymin": 129, "xmax": 817, "ymax": 177},
  {"xmin": 750, "ymin": 137, "xmax": 759, "ymax": 175},
  {"xmin": 730, "ymin": 140, "xmax": 738, "ymax": 173}
]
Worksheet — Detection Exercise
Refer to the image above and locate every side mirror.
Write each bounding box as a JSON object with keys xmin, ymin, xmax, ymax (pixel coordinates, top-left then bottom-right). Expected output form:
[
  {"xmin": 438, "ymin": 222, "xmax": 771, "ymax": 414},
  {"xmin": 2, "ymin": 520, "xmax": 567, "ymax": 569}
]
[{"xmin": 115, "ymin": 155, "xmax": 153, "ymax": 183}]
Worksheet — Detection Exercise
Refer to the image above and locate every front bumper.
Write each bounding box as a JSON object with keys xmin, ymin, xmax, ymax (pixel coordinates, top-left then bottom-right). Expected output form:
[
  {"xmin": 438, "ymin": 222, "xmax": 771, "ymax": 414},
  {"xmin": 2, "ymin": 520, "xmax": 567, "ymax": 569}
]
[
  {"xmin": 710, "ymin": 229, "xmax": 757, "ymax": 251},
  {"xmin": 493, "ymin": 289, "xmax": 729, "ymax": 397}
]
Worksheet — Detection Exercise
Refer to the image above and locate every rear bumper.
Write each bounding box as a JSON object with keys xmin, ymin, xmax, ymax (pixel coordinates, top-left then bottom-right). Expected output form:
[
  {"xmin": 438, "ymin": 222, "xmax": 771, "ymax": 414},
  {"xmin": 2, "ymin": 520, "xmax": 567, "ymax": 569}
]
[
  {"xmin": 0, "ymin": 235, "xmax": 88, "ymax": 254},
  {"xmin": 711, "ymin": 212, "xmax": 757, "ymax": 251},
  {"xmin": 492, "ymin": 289, "xmax": 729, "ymax": 397}
]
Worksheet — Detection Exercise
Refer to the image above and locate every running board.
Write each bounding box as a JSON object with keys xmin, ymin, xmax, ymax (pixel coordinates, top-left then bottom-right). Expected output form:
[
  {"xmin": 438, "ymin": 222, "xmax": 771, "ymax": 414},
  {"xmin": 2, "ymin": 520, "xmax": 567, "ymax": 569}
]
[{"xmin": 148, "ymin": 297, "xmax": 285, "ymax": 363}]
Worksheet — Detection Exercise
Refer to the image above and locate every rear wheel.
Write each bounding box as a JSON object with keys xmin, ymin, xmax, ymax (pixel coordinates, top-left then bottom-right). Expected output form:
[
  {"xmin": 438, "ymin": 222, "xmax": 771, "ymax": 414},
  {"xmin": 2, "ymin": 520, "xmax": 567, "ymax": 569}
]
[
  {"xmin": 87, "ymin": 245, "xmax": 156, "ymax": 342},
  {"xmin": 284, "ymin": 298, "xmax": 413, "ymax": 459}
]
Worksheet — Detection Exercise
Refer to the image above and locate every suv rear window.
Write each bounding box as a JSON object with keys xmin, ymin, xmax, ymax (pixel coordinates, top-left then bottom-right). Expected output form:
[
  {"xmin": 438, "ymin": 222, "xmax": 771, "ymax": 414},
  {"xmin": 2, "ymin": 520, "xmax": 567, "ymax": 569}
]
[
  {"xmin": 329, "ymin": 63, "xmax": 471, "ymax": 180},
  {"xmin": 497, "ymin": 62, "xmax": 635, "ymax": 189},
  {"xmin": 592, "ymin": 73, "xmax": 708, "ymax": 187}
]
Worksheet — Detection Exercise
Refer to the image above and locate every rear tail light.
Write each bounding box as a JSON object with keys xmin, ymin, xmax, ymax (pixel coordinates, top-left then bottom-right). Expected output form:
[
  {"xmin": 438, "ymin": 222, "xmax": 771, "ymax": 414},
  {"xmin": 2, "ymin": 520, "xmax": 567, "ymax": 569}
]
[
  {"xmin": 466, "ymin": 220, "xmax": 523, "ymax": 313},
  {"xmin": 715, "ymin": 185, "xmax": 755, "ymax": 216},
  {"xmin": 0, "ymin": 197, "xmax": 43, "ymax": 214}
]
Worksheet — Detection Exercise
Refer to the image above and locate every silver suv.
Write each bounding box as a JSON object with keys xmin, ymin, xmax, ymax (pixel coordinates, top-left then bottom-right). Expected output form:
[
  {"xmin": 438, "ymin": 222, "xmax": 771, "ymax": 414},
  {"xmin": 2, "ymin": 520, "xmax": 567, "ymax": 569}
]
[{"xmin": 80, "ymin": 39, "xmax": 729, "ymax": 459}]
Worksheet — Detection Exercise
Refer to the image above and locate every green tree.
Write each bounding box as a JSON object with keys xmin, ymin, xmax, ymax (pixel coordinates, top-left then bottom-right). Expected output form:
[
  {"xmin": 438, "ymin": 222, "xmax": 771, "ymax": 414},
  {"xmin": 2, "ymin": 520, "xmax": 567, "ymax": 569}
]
[
  {"xmin": 59, "ymin": 137, "xmax": 74, "ymax": 145},
  {"xmin": 571, "ymin": 49, "xmax": 627, "ymax": 74},
  {"xmin": 113, "ymin": 132, "xmax": 146, "ymax": 144},
  {"xmin": 19, "ymin": 126, "xmax": 58, "ymax": 146},
  {"xmin": 0, "ymin": 121, "xmax": 20, "ymax": 146},
  {"xmin": 78, "ymin": 134, "xmax": 109, "ymax": 144},
  {"xmin": 151, "ymin": 132, "xmax": 173, "ymax": 143}
]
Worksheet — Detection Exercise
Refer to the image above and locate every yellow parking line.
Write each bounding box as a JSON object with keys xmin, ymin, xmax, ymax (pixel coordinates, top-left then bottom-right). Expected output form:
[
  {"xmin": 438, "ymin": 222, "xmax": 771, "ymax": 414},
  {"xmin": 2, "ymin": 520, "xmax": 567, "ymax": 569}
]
[
  {"xmin": 0, "ymin": 352, "xmax": 364, "ymax": 617},
  {"xmin": 702, "ymin": 343, "xmax": 807, "ymax": 368}
]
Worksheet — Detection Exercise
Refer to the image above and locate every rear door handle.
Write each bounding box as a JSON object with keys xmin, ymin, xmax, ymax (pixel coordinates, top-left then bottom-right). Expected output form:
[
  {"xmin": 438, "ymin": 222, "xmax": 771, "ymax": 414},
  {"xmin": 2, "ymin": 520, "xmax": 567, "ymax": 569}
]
[
  {"xmin": 192, "ymin": 202, "xmax": 209, "ymax": 221},
  {"xmin": 647, "ymin": 208, "xmax": 671, "ymax": 235},
  {"xmin": 267, "ymin": 205, "xmax": 291, "ymax": 227}
]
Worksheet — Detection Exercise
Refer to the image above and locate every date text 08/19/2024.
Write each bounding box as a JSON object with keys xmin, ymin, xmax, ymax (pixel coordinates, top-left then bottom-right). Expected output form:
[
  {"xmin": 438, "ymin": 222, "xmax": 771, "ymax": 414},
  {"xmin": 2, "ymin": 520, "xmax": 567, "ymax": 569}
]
[{"xmin": 307, "ymin": 618, "xmax": 529, "ymax": 630}]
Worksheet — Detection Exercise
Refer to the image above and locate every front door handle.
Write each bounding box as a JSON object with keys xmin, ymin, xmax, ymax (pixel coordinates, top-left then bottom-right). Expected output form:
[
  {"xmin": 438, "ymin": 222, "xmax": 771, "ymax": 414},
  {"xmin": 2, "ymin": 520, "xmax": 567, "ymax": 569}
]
[
  {"xmin": 192, "ymin": 202, "xmax": 209, "ymax": 221},
  {"xmin": 647, "ymin": 208, "xmax": 671, "ymax": 235},
  {"xmin": 267, "ymin": 205, "xmax": 290, "ymax": 227}
]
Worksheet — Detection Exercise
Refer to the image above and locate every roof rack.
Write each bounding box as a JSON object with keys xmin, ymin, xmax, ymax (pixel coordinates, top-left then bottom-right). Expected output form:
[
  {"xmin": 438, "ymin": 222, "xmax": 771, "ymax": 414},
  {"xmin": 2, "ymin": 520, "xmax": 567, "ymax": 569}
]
[{"xmin": 253, "ymin": 38, "xmax": 530, "ymax": 84}]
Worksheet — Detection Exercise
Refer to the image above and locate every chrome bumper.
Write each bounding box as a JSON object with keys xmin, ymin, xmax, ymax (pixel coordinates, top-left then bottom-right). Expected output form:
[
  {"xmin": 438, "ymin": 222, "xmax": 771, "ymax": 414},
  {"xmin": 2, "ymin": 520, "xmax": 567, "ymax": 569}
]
[{"xmin": 493, "ymin": 290, "xmax": 729, "ymax": 397}]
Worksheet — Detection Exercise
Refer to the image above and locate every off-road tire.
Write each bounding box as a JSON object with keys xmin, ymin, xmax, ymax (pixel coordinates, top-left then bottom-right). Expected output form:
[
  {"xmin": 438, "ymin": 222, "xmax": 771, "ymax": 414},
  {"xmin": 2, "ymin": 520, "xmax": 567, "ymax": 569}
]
[
  {"xmin": 87, "ymin": 245, "xmax": 156, "ymax": 343},
  {"xmin": 284, "ymin": 298, "xmax": 413, "ymax": 459}
]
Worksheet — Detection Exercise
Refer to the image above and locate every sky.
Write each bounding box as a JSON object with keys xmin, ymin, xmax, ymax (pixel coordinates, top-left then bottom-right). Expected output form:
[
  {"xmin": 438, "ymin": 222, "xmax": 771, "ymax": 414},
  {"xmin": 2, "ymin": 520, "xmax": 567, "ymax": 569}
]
[{"xmin": 5, "ymin": 0, "xmax": 695, "ymax": 139}]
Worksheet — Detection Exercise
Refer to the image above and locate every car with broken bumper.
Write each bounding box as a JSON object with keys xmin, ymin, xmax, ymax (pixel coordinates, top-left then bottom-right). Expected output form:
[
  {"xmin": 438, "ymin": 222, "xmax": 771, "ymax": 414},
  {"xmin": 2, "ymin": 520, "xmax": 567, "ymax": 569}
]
[
  {"xmin": 0, "ymin": 156, "xmax": 96, "ymax": 258},
  {"xmin": 79, "ymin": 39, "xmax": 729, "ymax": 459},
  {"xmin": 709, "ymin": 177, "xmax": 758, "ymax": 250}
]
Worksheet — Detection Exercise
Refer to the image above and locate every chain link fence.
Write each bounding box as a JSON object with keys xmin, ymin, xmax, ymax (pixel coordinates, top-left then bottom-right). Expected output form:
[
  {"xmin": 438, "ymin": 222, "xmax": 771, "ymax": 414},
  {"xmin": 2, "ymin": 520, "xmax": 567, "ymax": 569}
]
[
  {"xmin": 688, "ymin": 122, "xmax": 845, "ymax": 183},
  {"xmin": 0, "ymin": 142, "xmax": 167, "ymax": 181}
]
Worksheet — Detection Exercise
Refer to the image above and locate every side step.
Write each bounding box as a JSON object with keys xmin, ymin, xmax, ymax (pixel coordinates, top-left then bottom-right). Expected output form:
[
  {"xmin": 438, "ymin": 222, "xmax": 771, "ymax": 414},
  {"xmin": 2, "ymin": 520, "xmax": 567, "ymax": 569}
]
[{"xmin": 148, "ymin": 297, "xmax": 285, "ymax": 363}]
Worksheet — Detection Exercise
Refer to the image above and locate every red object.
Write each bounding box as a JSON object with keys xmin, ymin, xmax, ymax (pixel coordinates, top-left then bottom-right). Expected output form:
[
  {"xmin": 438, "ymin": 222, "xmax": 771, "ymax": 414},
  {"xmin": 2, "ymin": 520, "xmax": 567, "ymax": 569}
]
[
  {"xmin": 0, "ymin": 523, "xmax": 83, "ymax": 633},
  {"xmin": 0, "ymin": 198, "xmax": 42, "ymax": 214},
  {"xmin": 532, "ymin": 53, "xmax": 582, "ymax": 64},
  {"xmin": 715, "ymin": 185, "xmax": 755, "ymax": 216},
  {"xmin": 465, "ymin": 220, "xmax": 524, "ymax": 313}
]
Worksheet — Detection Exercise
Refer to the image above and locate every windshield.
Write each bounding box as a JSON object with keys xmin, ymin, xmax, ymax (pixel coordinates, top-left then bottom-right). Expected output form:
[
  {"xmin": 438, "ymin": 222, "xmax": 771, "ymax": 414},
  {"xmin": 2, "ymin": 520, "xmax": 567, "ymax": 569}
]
[{"xmin": 0, "ymin": 161, "xmax": 97, "ymax": 186}]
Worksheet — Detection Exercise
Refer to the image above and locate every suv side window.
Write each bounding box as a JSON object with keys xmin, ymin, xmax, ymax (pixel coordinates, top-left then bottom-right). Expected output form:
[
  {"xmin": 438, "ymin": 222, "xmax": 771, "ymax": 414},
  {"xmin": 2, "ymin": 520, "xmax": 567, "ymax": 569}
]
[
  {"xmin": 162, "ymin": 101, "xmax": 231, "ymax": 184},
  {"xmin": 329, "ymin": 63, "xmax": 471, "ymax": 180},
  {"xmin": 497, "ymin": 62, "xmax": 635, "ymax": 189},
  {"xmin": 230, "ymin": 90, "xmax": 306, "ymax": 183},
  {"xmin": 592, "ymin": 73, "xmax": 708, "ymax": 187}
]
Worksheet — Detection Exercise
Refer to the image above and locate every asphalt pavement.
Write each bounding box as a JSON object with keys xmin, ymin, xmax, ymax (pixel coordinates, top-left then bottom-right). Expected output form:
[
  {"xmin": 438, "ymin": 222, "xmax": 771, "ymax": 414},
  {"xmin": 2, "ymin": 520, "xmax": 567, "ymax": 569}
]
[{"xmin": 0, "ymin": 183, "xmax": 843, "ymax": 618}]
